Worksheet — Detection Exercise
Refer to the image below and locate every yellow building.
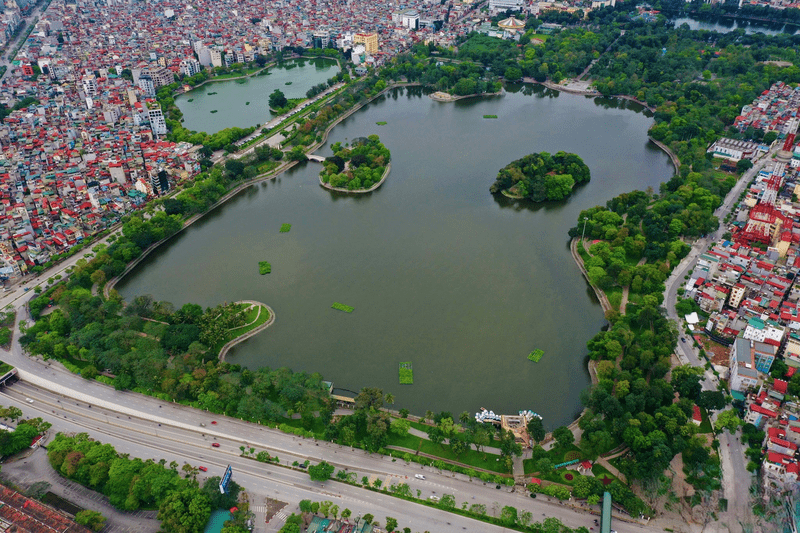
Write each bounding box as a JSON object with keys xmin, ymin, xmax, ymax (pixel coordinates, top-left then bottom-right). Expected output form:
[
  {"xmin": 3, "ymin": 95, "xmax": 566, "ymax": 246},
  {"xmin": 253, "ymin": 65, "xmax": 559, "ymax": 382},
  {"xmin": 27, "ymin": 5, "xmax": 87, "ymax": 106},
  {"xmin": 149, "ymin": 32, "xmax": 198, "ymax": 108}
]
[{"xmin": 354, "ymin": 33, "xmax": 379, "ymax": 54}]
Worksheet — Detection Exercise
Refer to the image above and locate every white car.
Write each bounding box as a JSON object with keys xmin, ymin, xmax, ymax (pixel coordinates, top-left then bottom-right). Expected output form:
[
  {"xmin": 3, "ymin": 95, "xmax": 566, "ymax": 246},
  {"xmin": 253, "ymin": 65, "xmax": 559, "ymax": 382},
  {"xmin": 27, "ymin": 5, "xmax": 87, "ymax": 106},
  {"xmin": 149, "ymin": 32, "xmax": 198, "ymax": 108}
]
[
  {"xmin": 25, "ymin": 398, "xmax": 33, "ymax": 404},
  {"xmin": 415, "ymin": 474, "xmax": 425, "ymax": 480}
]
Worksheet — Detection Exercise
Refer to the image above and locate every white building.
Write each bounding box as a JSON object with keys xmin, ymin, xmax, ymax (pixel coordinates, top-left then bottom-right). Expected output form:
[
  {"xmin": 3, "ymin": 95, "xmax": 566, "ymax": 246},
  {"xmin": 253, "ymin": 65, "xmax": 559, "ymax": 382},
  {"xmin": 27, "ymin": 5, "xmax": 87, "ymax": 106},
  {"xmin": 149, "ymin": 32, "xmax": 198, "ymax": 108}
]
[
  {"xmin": 137, "ymin": 76, "xmax": 155, "ymax": 97},
  {"xmin": 402, "ymin": 10, "xmax": 420, "ymax": 30},
  {"xmin": 489, "ymin": 0, "xmax": 524, "ymax": 12},
  {"xmin": 148, "ymin": 108, "xmax": 167, "ymax": 137},
  {"xmin": 730, "ymin": 338, "xmax": 760, "ymax": 393},
  {"xmin": 179, "ymin": 58, "xmax": 201, "ymax": 77},
  {"xmin": 707, "ymin": 138, "xmax": 760, "ymax": 162}
]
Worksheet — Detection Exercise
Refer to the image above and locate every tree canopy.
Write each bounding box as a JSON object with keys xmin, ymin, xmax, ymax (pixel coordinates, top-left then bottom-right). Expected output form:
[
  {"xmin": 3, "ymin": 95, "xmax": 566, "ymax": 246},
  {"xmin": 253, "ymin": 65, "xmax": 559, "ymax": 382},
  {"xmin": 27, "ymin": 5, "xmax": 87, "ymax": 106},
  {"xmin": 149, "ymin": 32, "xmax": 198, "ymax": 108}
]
[{"xmin": 490, "ymin": 151, "xmax": 590, "ymax": 201}]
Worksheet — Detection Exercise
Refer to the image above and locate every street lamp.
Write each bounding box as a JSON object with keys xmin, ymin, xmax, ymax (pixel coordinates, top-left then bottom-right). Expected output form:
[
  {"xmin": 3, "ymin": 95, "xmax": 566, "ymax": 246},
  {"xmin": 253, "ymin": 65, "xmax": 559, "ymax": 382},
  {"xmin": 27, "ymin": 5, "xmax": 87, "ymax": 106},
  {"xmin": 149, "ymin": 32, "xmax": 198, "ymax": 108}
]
[{"xmin": 581, "ymin": 216, "xmax": 589, "ymax": 242}]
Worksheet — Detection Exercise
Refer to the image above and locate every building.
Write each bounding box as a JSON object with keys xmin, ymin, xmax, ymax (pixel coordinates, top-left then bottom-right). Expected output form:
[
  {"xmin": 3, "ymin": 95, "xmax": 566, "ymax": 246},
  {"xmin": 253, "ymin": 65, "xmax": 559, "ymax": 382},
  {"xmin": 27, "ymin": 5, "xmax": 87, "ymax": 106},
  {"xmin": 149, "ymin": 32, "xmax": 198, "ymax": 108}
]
[
  {"xmin": 401, "ymin": 10, "xmax": 420, "ymax": 30},
  {"xmin": 148, "ymin": 107, "xmax": 167, "ymax": 137},
  {"xmin": 138, "ymin": 75, "xmax": 155, "ymax": 97},
  {"xmin": 312, "ymin": 30, "xmax": 330, "ymax": 49},
  {"xmin": 150, "ymin": 67, "xmax": 175, "ymax": 88},
  {"xmin": 353, "ymin": 32, "xmax": 378, "ymax": 54},
  {"xmin": 179, "ymin": 58, "xmax": 201, "ymax": 77},
  {"xmin": 730, "ymin": 338, "xmax": 760, "ymax": 393},
  {"xmin": 707, "ymin": 138, "xmax": 760, "ymax": 162},
  {"xmin": 489, "ymin": 0, "xmax": 524, "ymax": 11}
]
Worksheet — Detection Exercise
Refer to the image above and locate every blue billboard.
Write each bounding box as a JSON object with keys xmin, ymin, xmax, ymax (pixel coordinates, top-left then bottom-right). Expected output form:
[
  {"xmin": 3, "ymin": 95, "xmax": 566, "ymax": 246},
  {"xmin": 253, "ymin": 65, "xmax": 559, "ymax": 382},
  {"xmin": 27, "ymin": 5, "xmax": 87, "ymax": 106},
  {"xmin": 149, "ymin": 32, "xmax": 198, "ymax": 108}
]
[{"xmin": 219, "ymin": 464, "xmax": 232, "ymax": 494}]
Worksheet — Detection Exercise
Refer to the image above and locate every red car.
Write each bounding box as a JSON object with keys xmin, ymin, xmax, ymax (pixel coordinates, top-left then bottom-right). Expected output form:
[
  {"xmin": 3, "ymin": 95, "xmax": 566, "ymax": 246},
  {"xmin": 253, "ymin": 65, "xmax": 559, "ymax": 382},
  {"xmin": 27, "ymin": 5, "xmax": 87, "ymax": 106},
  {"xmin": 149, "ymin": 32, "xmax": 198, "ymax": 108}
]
[
  {"xmin": 211, "ymin": 421, "xmax": 217, "ymax": 425},
  {"xmin": 212, "ymin": 443, "xmax": 220, "ymax": 448},
  {"xmin": 198, "ymin": 466, "xmax": 208, "ymax": 472}
]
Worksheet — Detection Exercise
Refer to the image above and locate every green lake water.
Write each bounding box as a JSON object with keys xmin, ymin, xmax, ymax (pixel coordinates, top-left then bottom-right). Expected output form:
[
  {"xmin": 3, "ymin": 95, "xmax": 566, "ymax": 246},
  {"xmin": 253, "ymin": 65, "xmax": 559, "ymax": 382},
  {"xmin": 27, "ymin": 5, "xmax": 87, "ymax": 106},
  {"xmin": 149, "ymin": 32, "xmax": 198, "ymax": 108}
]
[
  {"xmin": 118, "ymin": 85, "xmax": 674, "ymax": 428},
  {"xmin": 176, "ymin": 58, "xmax": 340, "ymax": 134}
]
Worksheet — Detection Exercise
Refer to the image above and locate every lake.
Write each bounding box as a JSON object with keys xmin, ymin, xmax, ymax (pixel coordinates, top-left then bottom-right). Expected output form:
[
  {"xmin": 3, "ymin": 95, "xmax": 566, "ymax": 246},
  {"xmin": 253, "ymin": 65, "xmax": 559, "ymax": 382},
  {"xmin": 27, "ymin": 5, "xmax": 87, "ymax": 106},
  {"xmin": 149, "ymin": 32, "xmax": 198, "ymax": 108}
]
[
  {"xmin": 175, "ymin": 58, "xmax": 340, "ymax": 134},
  {"xmin": 672, "ymin": 16, "xmax": 797, "ymax": 35},
  {"xmin": 117, "ymin": 85, "xmax": 674, "ymax": 428}
]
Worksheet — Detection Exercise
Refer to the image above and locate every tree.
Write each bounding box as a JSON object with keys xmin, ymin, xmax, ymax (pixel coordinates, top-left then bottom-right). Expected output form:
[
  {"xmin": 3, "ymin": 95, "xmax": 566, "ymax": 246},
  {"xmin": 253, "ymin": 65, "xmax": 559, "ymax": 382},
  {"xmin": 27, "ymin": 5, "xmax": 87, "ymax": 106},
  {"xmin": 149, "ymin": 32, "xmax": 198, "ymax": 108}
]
[
  {"xmin": 698, "ymin": 390, "xmax": 726, "ymax": 411},
  {"xmin": 552, "ymin": 426, "xmax": 574, "ymax": 448},
  {"xmin": 500, "ymin": 506, "xmax": 518, "ymax": 526},
  {"xmin": 736, "ymin": 159, "xmax": 753, "ymax": 173},
  {"xmin": 715, "ymin": 409, "xmax": 742, "ymax": 433},
  {"xmin": 362, "ymin": 513, "xmax": 374, "ymax": 525},
  {"xmin": 308, "ymin": 461, "xmax": 335, "ymax": 482},
  {"xmin": 202, "ymin": 477, "xmax": 240, "ymax": 509},
  {"xmin": 527, "ymin": 417, "xmax": 545, "ymax": 444},
  {"xmin": 157, "ymin": 488, "xmax": 212, "ymax": 533},
  {"xmin": 269, "ymin": 89, "xmax": 288, "ymax": 109},
  {"xmin": 75, "ymin": 510, "xmax": 106, "ymax": 532},
  {"xmin": 385, "ymin": 517, "xmax": 398, "ymax": 532}
]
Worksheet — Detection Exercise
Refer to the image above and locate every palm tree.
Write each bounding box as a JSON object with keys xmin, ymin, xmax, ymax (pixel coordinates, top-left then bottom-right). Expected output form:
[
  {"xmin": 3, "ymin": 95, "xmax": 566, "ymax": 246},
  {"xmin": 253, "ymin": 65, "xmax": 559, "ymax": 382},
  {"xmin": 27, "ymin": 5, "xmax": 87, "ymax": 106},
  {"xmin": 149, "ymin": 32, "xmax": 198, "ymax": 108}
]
[
  {"xmin": 425, "ymin": 410, "xmax": 434, "ymax": 424},
  {"xmin": 385, "ymin": 393, "xmax": 394, "ymax": 406}
]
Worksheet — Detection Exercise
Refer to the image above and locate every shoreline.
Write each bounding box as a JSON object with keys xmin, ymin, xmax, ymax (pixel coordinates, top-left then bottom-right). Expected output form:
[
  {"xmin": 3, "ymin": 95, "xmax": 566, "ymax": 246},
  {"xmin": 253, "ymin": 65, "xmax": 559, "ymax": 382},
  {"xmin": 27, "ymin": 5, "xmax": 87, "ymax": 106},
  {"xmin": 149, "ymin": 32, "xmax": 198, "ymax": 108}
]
[{"xmin": 319, "ymin": 162, "xmax": 391, "ymax": 194}]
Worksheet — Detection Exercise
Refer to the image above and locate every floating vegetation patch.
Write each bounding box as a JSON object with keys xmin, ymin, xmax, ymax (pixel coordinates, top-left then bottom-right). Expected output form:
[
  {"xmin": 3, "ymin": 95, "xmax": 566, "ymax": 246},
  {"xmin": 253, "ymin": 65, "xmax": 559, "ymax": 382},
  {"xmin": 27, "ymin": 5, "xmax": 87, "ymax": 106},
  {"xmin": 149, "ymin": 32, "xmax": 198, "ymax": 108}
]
[
  {"xmin": 279, "ymin": 223, "xmax": 291, "ymax": 233},
  {"xmin": 331, "ymin": 302, "xmax": 354, "ymax": 313},
  {"xmin": 187, "ymin": 98, "xmax": 194, "ymax": 102},
  {"xmin": 235, "ymin": 79, "xmax": 247, "ymax": 84},
  {"xmin": 483, "ymin": 115, "xmax": 498, "ymax": 119},
  {"xmin": 528, "ymin": 349, "xmax": 544, "ymax": 363},
  {"xmin": 210, "ymin": 110, "xmax": 218, "ymax": 113},
  {"xmin": 207, "ymin": 91, "xmax": 217, "ymax": 95},
  {"xmin": 376, "ymin": 121, "xmax": 387, "ymax": 126},
  {"xmin": 399, "ymin": 362, "xmax": 413, "ymax": 384},
  {"xmin": 285, "ymin": 82, "xmax": 293, "ymax": 85},
  {"xmin": 245, "ymin": 102, "xmax": 250, "ymax": 105},
  {"xmin": 259, "ymin": 261, "xmax": 271, "ymax": 275}
]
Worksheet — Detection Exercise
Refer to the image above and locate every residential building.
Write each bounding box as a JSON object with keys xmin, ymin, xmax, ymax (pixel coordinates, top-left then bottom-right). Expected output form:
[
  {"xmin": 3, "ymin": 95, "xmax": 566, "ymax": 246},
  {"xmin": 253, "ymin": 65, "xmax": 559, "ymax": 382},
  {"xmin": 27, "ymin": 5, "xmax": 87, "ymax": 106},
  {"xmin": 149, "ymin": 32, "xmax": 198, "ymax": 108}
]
[{"xmin": 730, "ymin": 338, "xmax": 760, "ymax": 393}]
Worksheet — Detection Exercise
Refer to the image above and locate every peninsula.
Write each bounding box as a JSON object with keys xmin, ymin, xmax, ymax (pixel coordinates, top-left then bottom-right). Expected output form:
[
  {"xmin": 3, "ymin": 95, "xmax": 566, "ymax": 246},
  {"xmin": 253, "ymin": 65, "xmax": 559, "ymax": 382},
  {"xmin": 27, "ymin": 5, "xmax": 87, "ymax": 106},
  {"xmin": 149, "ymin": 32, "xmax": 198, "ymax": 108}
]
[{"xmin": 319, "ymin": 134, "xmax": 391, "ymax": 192}]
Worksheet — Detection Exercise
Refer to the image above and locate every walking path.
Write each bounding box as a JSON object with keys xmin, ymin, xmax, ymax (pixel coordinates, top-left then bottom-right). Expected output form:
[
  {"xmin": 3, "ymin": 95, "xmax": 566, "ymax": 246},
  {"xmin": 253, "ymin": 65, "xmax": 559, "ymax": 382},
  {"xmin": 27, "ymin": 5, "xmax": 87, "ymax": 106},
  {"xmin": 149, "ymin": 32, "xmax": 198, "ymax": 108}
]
[
  {"xmin": 218, "ymin": 301, "xmax": 275, "ymax": 361},
  {"xmin": 570, "ymin": 237, "xmax": 612, "ymax": 314}
]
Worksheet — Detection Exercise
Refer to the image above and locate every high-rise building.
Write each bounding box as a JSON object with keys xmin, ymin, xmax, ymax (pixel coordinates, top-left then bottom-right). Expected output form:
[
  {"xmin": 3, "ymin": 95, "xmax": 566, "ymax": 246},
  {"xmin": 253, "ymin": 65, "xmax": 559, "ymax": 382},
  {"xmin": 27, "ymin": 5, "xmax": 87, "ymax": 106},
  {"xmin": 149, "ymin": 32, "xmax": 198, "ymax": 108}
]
[
  {"xmin": 148, "ymin": 107, "xmax": 167, "ymax": 136},
  {"xmin": 353, "ymin": 32, "xmax": 378, "ymax": 53},
  {"xmin": 179, "ymin": 58, "xmax": 201, "ymax": 77}
]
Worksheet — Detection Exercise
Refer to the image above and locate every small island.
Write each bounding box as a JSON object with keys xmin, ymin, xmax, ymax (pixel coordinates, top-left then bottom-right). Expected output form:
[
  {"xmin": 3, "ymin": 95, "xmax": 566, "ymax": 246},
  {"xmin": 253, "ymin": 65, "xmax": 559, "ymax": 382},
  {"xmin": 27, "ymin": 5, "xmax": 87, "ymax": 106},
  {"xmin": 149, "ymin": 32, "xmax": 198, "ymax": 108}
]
[
  {"xmin": 490, "ymin": 151, "xmax": 590, "ymax": 202},
  {"xmin": 319, "ymin": 135, "xmax": 391, "ymax": 192}
]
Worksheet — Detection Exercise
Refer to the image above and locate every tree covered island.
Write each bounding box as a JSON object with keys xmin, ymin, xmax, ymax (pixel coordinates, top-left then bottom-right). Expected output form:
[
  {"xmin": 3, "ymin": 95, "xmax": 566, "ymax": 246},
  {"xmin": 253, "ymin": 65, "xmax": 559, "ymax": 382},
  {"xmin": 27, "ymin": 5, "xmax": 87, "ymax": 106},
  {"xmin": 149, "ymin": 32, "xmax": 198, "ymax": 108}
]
[
  {"xmin": 490, "ymin": 151, "xmax": 590, "ymax": 202},
  {"xmin": 320, "ymin": 135, "xmax": 391, "ymax": 192}
]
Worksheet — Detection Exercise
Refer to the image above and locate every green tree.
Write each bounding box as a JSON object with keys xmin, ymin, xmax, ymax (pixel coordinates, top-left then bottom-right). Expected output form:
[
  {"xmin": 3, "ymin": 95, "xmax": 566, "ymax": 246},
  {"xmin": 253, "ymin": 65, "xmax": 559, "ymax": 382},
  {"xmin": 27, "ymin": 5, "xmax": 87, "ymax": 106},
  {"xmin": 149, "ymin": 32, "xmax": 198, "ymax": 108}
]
[
  {"xmin": 385, "ymin": 517, "xmax": 398, "ymax": 532},
  {"xmin": 552, "ymin": 426, "xmax": 574, "ymax": 448},
  {"xmin": 308, "ymin": 461, "xmax": 335, "ymax": 482},
  {"xmin": 75, "ymin": 510, "xmax": 106, "ymax": 532},
  {"xmin": 269, "ymin": 89, "xmax": 288, "ymax": 109},
  {"xmin": 527, "ymin": 417, "xmax": 545, "ymax": 444},
  {"xmin": 715, "ymin": 409, "xmax": 742, "ymax": 433},
  {"xmin": 157, "ymin": 488, "xmax": 212, "ymax": 533}
]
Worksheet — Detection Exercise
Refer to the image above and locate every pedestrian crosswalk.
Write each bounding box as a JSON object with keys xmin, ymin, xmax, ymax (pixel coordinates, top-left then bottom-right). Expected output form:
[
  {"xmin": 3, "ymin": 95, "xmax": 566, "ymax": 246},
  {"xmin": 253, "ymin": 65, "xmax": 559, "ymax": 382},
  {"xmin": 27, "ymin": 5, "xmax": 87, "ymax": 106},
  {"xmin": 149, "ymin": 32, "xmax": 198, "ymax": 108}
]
[
  {"xmin": 274, "ymin": 511, "xmax": 288, "ymax": 522},
  {"xmin": 253, "ymin": 505, "xmax": 267, "ymax": 513}
]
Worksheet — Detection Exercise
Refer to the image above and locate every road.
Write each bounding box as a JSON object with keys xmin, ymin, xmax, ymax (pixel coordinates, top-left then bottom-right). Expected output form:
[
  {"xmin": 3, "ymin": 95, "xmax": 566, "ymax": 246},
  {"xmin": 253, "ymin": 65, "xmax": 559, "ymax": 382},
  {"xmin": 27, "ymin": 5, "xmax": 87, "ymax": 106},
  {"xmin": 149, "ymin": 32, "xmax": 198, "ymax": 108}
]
[
  {"xmin": 661, "ymin": 146, "xmax": 779, "ymax": 532},
  {"xmin": 0, "ymin": 0, "xmax": 49, "ymax": 81},
  {"xmin": 0, "ymin": 379, "xmax": 661, "ymax": 533},
  {"xmin": 0, "ymin": 298, "xmax": 663, "ymax": 533}
]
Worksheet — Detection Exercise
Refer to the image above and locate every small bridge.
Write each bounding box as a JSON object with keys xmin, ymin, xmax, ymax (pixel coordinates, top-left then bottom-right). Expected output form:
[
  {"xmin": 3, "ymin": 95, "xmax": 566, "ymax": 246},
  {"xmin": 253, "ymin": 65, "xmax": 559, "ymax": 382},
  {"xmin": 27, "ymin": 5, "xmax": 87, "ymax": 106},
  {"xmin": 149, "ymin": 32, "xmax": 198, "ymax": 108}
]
[{"xmin": 307, "ymin": 154, "xmax": 326, "ymax": 163}]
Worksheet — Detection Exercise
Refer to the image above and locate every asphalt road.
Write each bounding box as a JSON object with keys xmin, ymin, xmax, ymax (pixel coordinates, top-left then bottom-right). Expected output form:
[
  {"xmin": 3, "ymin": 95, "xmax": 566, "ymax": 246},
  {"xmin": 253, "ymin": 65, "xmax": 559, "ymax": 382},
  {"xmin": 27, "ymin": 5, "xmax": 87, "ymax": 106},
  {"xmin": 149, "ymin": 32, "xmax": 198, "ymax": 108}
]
[{"xmin": 0, "ymin": 381, "xmax": 662, "ymax": 533}]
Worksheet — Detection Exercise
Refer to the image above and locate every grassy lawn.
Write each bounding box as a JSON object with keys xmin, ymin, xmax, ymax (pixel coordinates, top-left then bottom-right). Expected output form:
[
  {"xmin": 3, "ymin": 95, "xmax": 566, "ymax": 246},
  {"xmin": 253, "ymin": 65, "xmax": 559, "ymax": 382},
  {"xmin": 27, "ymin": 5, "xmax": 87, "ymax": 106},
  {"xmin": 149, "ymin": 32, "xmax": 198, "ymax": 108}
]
[
  {"xmin": 698, "ymin": 406, "xmax": 713, "ymax": 434},
  {"xmin": 0, "ymin": 362, "xmax": 14, "ymax": 374},
  {"xmin": 387, "ymin": 432, "xmax": 507, "ymax": 473},
  {"xmin": 591, "ymin": 463, "xmax": 619, "ymax": 486},
  {"xmin": 529, "ymin": 33, "xmax": 550, "ymax": 41}
]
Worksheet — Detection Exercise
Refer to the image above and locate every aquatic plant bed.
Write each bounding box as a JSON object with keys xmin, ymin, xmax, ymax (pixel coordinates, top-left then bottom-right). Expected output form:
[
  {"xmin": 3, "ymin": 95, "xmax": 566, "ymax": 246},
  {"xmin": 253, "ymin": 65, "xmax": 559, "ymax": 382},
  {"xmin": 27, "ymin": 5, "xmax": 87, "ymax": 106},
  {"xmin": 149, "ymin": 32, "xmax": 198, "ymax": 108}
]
[
  {"xmin": 245, "ymin": 102, "xmax": 250, "ymax": 105},
  {"xmin": 331, "ymin": 302, "xmax": 354, "ymax": 313},
  {"xmin": 279, "ymin": 224, "xmax": 291, "ymax": 233},
  {"xmin": 210, "ymin": 110, "xmax": 218, "ymax": 113},
  {"xmin": 285, "ymin": 82, "xmax": 292, "ymax": 85},
  {"xmin": 187, "ymin": 98, "xmax": 193, "ymax": 102},
  {"xmin": 207, "ymin": 92, "xmax": 217, "ymax": 95},
  {"xmin": 483, "ymin": 115, "xmax": 498, "ymax": 119},
  {"xmin": 259, "ymin": 262, "xmax": 271, "ymax": 275},
  {"xmin": 399, "ymin": 362, "xmax": 413, "ymax": 384},
  {"xmin": 376, "ymin": 121, "xmax": 387, "ymax": 125},
  {"xmin": 528, "ymin": 349, "xmax": 544, "ymax": 362}
]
